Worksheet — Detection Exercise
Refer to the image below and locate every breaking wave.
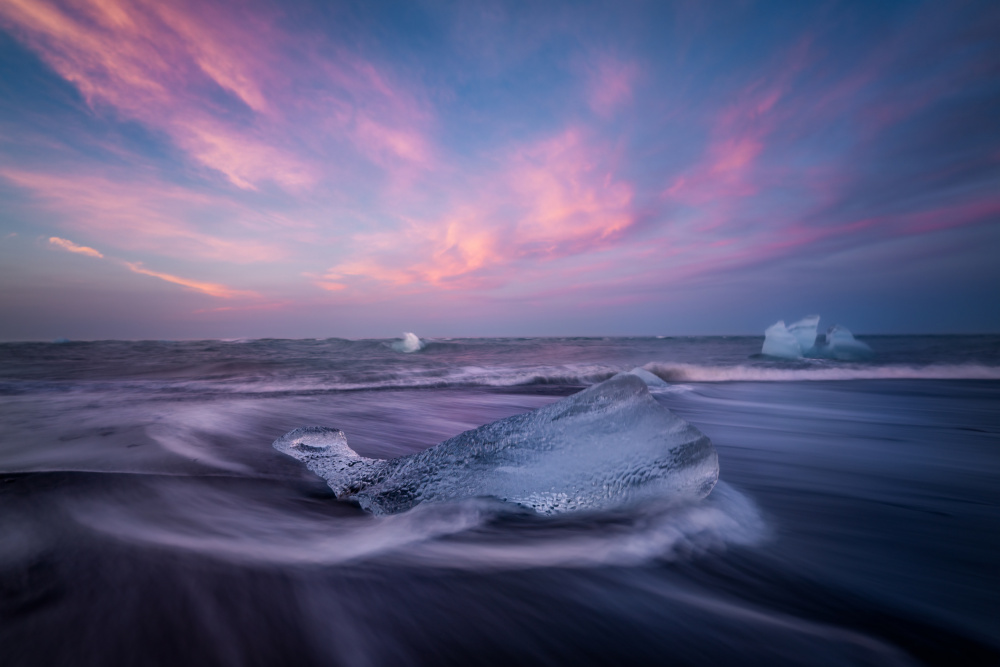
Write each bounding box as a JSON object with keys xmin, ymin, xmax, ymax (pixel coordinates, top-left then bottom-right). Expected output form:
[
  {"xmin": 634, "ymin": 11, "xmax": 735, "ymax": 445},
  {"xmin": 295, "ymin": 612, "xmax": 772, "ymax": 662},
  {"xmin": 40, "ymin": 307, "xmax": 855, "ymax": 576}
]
[
  {"xmin": 10, "ymin": 363, "xmax": 998, "ymax": 401},
  {"xmin": 642, "ymin": 362, "xmax": 1000, "ymax": 382}
]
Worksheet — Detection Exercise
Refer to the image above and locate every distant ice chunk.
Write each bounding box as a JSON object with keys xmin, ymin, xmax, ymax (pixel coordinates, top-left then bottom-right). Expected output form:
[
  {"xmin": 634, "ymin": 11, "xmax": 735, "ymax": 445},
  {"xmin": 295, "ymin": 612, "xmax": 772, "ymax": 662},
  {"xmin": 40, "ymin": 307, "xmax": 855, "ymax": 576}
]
[
  {"xmin": 391, "ymin": 332, "xmax": 425, "ymax": 353},
  {"xmin": 762, "ymin": 321, "xmax": 804, "ymax": 359},
  {"xmin": 762, "ymin": 315, "xmax": 873, "ymax": 359},
  {"xmin": 274, "ymin": 374, "xmax": 718, "ymax": 515},
  {"xmin": 822, "ymin": 325, "xmax": 874, "ymax": 360}
]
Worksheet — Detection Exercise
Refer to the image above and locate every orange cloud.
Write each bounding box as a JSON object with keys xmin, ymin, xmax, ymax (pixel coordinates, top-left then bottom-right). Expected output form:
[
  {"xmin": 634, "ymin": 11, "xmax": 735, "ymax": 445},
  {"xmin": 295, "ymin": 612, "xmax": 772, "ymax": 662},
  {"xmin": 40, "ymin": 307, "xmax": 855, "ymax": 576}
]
[
  {"xmin": 44, "ymin": 232, "xmax": 256, "ymax": 299},
  {"xmin": 48, "ymin": 236, "xmax": 104, "ymax": 258},
  {"xmin": 124, "ymin": 262, "xmax": 256, "ymax": 299}
]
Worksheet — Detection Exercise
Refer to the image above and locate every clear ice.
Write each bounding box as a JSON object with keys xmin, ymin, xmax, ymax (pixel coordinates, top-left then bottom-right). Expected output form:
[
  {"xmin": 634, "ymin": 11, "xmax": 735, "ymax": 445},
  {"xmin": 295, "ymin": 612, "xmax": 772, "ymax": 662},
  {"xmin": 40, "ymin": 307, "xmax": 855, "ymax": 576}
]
[
  {"xmin": 762, "ymin": 320, "xmax": 805, "ymax": 359},
  {"xmin": 274, "ymin": 373, "xmax": 719, "ymax": 515},
  {"xmin": 787, "ymin": 315, "xmax": 820, "ymax": 353},
  {"xmin": 823, "ymin": 324, "xmax": 873, "ymax": 360}
]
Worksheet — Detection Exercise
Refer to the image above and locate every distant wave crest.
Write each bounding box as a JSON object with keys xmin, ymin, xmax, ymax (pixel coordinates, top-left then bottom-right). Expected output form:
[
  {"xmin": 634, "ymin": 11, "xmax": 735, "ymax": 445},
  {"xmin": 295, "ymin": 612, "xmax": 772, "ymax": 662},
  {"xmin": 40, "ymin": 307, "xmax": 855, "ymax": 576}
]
[
  {"xmin": 12, "ymin": 363, "xmax": 998, "ymax": 399},
  {"xmin": 642, "ymin": 362, "xmax": 1000, "ymax": 382}
]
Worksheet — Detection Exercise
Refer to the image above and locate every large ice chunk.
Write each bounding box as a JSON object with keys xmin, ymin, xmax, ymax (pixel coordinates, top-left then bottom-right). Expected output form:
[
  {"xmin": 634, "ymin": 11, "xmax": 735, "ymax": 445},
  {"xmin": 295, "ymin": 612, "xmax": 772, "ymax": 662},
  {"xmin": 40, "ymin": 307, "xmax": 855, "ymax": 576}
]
[
  {"xmin": 274, "ymin": 373, "xmax": 718, "ymax": 515},
  {"xmin": 762, "ymin": 321, "xmax": 804, "ymax": 359}
]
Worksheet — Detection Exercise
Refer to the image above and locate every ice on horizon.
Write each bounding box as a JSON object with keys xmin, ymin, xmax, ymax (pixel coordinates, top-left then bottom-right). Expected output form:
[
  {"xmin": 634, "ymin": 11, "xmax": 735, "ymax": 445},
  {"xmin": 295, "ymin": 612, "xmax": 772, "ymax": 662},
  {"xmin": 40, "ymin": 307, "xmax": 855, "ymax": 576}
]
[
  {"xmin": 274, "ymin": 373, "xmax": 719, "ymax": 515},
  {"xmin": 391, "ymin": 332, "xmax": 425, "ymax": 353},
  {"xmin": 763, "ymin": 315, "xmax": 873, "ymax": 360}
]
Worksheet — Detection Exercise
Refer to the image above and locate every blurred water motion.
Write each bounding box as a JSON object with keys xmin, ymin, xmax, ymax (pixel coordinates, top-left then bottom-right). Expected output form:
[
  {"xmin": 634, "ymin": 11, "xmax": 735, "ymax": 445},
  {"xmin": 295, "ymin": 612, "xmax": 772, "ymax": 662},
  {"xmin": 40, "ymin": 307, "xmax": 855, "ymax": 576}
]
[{"xmin": 1, "ymin": 337, "xmax": 998, "ymax": 665}]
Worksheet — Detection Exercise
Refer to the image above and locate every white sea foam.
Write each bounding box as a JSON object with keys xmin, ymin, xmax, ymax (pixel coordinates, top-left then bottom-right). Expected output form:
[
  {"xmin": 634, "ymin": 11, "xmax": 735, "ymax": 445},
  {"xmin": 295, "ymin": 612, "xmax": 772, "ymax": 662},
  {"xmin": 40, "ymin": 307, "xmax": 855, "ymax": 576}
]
[
  {"xmin": 70, "ymin": 480, "xmax": 764, "ymax": 570},
  {"xmin": 64, "ymin": 361, "xmax": 1000, "ymax": 398},
  {"xmin": 70, "ymin": 487, "xmax": 493, "ymax": 567},
  {"xmin": 643, "ymin": 362, "xmax": 1000, "ymax": 382},
  {"xmin": 395, "ymin": 482, "xmax": 766, "ymax": 570}
]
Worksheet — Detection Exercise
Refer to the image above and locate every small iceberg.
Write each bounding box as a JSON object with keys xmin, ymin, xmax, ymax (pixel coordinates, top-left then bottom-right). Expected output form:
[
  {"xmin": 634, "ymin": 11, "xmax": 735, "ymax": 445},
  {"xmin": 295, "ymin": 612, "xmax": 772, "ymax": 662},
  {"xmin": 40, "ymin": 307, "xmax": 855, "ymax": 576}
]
[
  {"xmin": 762, "ymin": 315, "xmax": 872, "ymax": 360},
  {"xmin": 274, "ymin": 373, "xmax": 719, "ymax": 515},
  {"xmin": 762, "ymin": 320, "xmax": 809, "ymax": 359},
  {"xmin": 823, "ymin": 324, "xmax": 874, "ymax": 360},
  {"xmin": 391, "ymin": 332, "xmax": 425, "ymax": 353}
]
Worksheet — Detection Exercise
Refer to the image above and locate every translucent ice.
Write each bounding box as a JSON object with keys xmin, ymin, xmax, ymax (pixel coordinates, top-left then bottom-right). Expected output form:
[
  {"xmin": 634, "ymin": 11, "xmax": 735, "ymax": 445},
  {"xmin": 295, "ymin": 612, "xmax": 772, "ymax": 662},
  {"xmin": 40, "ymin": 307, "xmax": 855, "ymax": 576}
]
[
  {"xmin": 762, "ymin": 321, "xmax": 804, "ymax": 359},
  {"xmin": 391, "ymin": 332, "xmax": 425, "ymax": 353},
  {"xmin": 787, "ymin": 315, "xmax": 820, "ymax": 353},
  {"xmin": 274, "ymin": 373, "xmax": 718, "ymax": 515},
  {"xmin": 822, "ymin": 325, "xmax": 874, "ymax": 360},
  {"xmin": 616, "ymin": 367, "xmax": 672, "ymax": 390}
]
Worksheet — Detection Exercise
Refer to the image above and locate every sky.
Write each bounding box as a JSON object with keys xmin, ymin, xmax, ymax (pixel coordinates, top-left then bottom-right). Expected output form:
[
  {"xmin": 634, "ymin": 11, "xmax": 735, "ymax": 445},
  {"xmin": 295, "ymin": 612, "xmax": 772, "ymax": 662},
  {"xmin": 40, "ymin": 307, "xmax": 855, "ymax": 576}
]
[{"xmin": 0, "ymin": 0, "xmax": 998, "ymax": 340}]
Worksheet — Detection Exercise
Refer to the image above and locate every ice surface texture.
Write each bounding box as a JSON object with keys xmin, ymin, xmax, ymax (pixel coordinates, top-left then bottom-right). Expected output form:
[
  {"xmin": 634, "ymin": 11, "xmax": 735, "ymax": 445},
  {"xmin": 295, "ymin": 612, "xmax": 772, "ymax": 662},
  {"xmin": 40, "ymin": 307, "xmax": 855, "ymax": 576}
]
[
  {"xmin": 274, "ymin": 373, "xmax": 719, "ymax": 515},
  {"xmin": 762, "ymin": 315, "xmax": 872, "ymax": 360}
]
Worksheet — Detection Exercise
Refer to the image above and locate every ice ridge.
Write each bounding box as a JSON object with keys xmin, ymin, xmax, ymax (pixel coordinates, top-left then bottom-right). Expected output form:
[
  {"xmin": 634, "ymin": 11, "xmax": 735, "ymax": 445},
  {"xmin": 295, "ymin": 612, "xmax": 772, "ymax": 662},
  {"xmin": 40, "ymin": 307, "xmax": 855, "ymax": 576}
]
[{"xmin": 274, "ymin": 373, "xmax": 719, "ymax": 515}]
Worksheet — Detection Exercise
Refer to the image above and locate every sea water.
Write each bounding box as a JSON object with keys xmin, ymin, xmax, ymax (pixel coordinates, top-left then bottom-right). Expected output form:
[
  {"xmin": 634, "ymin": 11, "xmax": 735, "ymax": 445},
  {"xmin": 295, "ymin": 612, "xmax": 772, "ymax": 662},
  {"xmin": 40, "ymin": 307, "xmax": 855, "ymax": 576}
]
[{"xmin": 1, "ymin": 335, "xmax": 998, "ymax": 666}]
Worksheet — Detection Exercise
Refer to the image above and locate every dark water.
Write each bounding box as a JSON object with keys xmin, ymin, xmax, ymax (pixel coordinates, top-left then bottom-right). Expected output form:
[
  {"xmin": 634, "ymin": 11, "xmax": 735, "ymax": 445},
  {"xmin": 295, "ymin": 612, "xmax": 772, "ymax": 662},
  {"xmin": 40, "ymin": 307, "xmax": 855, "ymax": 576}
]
[{"xmin": 1, "ymin": 335, "xmax": 999, "ymax": 666}]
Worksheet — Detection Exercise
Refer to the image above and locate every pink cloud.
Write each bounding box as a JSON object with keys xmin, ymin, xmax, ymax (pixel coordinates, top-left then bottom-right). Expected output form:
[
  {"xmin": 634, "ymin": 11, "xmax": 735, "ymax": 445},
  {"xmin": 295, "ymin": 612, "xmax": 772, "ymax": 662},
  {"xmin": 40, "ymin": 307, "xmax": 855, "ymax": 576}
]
[
  {"xmin": 585, "ymin": 55, "xmax": 639, "ymax": 117},
  {"xmin": 48, "ymin": 236, "xmax": 103, "ymax": 258},
  {"xmin": 322, "ymin": 127, "xmax": 636, "ymax": 292},
  {"xmin": 0, "ymin": 0, "xmax": 435, "ymax": 190},
  {"xmin": 2, "ymin": 168, "xmax": 286, "ymax": 263},
  {"xmin": 0, "ymin": 0, "xmax": 309, "ymax": 189},
  {"xmin": 124, "ymin": 261, "xmax": 257, "ymax": 299},
  {"xmin": 44, "ymin": 233, "xmax": 258, "ymax": 299},
  {"xmin": 663, "ymin": 65, "xmax": 803, "ymax": 208},
  {"xmin": 509, "ymin": 128, "xmax": 634, "ymax": 252},
  {"xmin": 353, "ymin": 114, "xmax": 432, "ymax": 167}
]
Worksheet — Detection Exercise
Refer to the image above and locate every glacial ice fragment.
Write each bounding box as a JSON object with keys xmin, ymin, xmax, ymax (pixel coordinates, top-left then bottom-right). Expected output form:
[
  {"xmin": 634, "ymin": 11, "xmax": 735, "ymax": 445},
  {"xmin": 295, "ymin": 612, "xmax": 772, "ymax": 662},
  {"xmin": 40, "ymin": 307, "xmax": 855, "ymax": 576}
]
[
  {"xmin": 762, "ymin": 321, "xmax": 804, "ymax": 359},
  {"xmin": 274, "ymin": 373, "xmax": 719, "ymax": 515},
  {"xmin": 822, "ymin": 325, "xmax": 873, "ymax": 360},
  {"xmin": 787, "ymin": 315, "xmax": 820, "ymax": 353},
  {"xmin": 762, "ymin": 315, "xmax": 873, "ymax": 359},
  {"xmin": 391, "ymin": 332, "xmax": 425, "ymax": 353}
]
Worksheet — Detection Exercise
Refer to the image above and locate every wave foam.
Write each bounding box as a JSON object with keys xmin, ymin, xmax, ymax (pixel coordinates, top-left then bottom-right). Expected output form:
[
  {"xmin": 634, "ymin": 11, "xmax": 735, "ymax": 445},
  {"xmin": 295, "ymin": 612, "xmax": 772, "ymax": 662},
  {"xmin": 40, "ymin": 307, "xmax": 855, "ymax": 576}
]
[
  {"xmin": 71, "ymin": 481, "xmax": 764, "ymax": 570},
  {"xmin": 22, "ymin": 362, "xmax": 999, "ymax": 401},
  {"xmin": 396, "ymin": 482, "xmax": 766, "ymax": 569},
  {"xmin": 643, "ymin": 362, "xmax": 1000, "ymax": 382}
]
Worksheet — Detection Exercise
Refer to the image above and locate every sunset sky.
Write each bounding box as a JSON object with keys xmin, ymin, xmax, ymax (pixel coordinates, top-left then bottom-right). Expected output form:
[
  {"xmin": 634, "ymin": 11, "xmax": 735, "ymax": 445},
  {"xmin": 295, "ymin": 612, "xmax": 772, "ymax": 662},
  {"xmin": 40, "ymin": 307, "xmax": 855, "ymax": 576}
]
[{"xmin": 1, "ymin": 0, "xmax": 998, "ymax": 340}]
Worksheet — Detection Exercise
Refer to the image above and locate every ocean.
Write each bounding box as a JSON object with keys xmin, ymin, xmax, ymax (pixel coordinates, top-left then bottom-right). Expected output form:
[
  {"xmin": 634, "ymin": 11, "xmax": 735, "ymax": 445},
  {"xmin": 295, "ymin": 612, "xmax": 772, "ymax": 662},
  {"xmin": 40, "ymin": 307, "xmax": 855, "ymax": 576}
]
[{"xmin": 1, "ymin": 335, "xmax": 998, "ymax": 666}]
